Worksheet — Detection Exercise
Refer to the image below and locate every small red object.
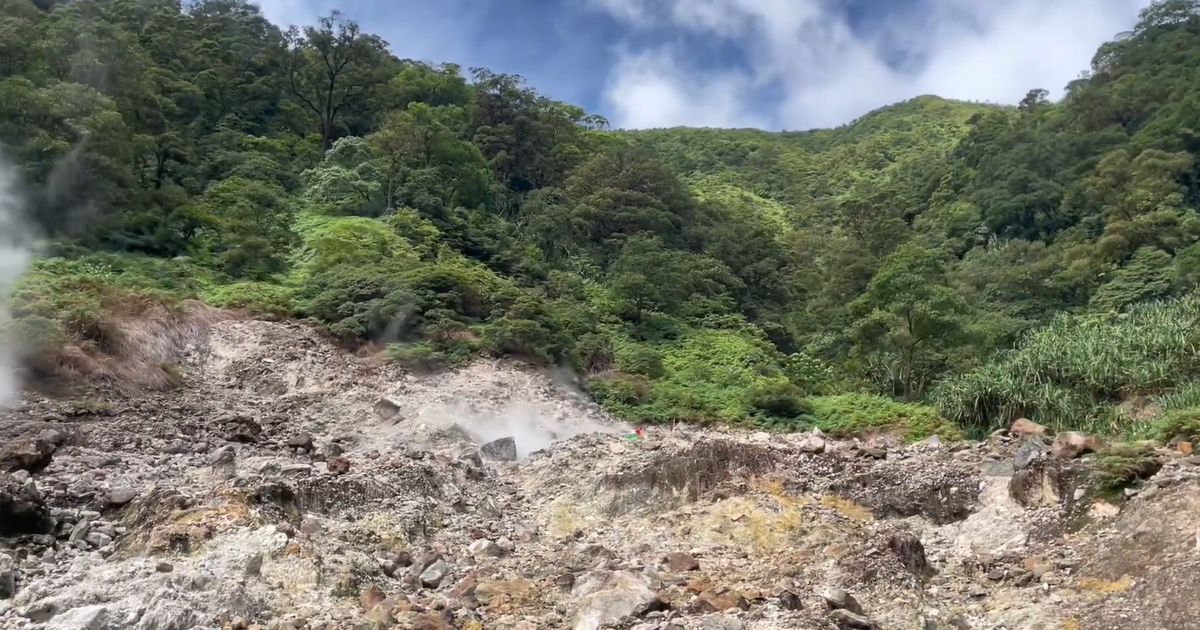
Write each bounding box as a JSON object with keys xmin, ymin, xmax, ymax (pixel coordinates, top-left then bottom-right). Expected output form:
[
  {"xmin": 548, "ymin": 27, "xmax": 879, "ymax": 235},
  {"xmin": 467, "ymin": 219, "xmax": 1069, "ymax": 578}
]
[{"xmin": 635, "ymin": 426, "xmax": 646, "ymax": 439}]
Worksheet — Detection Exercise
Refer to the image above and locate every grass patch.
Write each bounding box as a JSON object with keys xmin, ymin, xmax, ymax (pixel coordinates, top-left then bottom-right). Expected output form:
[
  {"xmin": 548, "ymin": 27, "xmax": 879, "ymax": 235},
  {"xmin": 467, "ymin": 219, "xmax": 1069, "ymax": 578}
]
[
  {"xmin": 202, "ymin": 282, "xmax": 297, "ymax": 319},
  {"xmin": 807, "ymin": 393, "xmax": 963, "ymax": 441},
  {"xmin": 1092, "ymin": 442, "xmax": 1162, "ymax": 495}
]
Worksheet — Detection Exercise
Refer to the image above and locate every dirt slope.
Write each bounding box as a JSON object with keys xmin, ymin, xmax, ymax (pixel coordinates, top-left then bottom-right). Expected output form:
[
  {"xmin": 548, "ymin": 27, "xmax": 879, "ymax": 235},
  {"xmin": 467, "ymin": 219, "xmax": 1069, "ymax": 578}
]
[{"xmin": 1, "ymin": 318, "xmax": 1198, "ymax": 630}]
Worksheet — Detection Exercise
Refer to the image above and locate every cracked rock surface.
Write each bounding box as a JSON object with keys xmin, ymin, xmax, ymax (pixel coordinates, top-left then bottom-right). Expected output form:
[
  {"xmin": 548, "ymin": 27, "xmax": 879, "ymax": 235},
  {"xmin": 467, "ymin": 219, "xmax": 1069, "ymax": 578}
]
[{"xmin": 2, "ymin": 318, "xmax": 1199, "ymax": 630}]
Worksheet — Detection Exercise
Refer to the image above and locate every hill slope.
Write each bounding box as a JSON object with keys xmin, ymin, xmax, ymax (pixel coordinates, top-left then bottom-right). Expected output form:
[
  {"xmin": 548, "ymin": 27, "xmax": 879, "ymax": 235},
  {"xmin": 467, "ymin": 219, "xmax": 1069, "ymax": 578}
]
[{"xmin": 3, "ymin": 0, "xmax": 1200, "ymax": 437}]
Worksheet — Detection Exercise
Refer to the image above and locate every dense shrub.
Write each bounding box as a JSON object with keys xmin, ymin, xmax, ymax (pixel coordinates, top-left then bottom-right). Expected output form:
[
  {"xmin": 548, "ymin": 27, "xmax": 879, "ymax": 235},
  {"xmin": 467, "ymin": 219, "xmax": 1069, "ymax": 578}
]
[
  {"xmin": 934, "ymin": 294, "xmax": 1200, "ymax": 432},
  {"xmin": 202, "ymin": 282, "xmax": 296, "ymax": 319},
  {"xmin": 808, "ymin": 393, "xmax": 963, "ymax": 441}
]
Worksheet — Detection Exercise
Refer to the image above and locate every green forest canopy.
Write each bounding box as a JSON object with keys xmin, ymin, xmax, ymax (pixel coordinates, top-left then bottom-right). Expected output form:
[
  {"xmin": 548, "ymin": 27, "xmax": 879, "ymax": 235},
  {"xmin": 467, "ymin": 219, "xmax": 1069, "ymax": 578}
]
[{"xmin": 4, "ymin": 0, "xmax": 1200, "ymax": 438}]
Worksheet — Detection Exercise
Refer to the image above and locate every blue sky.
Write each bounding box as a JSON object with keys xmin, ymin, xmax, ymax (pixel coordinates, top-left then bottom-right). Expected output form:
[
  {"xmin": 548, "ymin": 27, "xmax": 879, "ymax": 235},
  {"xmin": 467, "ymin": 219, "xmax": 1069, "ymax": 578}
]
[{"xmin": 255, "ymin": 0, "xmax": 1152, "ymax": 130}]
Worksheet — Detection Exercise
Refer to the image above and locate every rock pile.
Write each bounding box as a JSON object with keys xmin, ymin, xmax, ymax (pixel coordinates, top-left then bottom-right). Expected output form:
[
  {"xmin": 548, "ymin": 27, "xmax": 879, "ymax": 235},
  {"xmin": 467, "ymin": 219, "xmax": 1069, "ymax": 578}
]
[{"xmin": 1, "ymin": 319, "xmax": 1198, "ymax": 630}]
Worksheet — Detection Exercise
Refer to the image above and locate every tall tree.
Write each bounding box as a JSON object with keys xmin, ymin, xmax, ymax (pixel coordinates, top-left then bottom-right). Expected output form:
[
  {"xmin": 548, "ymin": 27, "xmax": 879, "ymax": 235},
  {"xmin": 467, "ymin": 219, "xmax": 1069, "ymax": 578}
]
[{"xmin": 286, "ymin": 12, "xmax": 389, "ymax": 151}]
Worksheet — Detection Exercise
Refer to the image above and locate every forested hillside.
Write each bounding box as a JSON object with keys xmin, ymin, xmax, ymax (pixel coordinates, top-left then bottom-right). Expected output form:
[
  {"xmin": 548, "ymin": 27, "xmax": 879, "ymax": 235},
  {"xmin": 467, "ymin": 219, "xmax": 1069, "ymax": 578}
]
[{"xmin": 3, "ymin": 0, "xmax": 1200, "ymax": 437}]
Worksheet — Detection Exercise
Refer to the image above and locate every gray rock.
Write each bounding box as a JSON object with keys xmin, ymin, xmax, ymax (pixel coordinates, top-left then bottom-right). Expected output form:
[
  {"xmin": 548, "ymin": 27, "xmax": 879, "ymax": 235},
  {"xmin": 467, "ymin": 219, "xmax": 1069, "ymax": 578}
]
[
  {"xmin": 572, "ymin": 570, "xmax": 665, "ymax": 630},
  {"xmin": 68, "ymin": 519, "xmax": 91, "ymax": 544},
  {"xmin": 480, "ymin": 437, "xmax": 518, "ymax": 462},
  {"xmin": 797, "ymin": 434, "xmax": 826, "ymax": 454},
  {"xmin": 0, "ymin": 553, "xmax": 15, "ymax": 599},
  {"xmin": 375, "ymin": 397, "xmax": 402, "ymax": 422},
  {"xmin": 1013, "ymin": 438, "xmax": 1048, "ymax": 470},
  {"xmin": 286, "ymin": 433, "xmax": 314, "ymax": 451},
  {"xmin": 820, "ymin": 587, "xmax": 864, "ymax": 615},
  {"xmin": 209, "ymin": 445, "xmax": 236, "ymax": 466},
  {"xmin": 468, "ymin": 539, "xmax": 504, "ymax": 558},
  {"xmin": 106, "ymin": 486, "xmax": 137, "ymax": 506},
  {"xmin": 0, "ymin": 437, "xmax": 57, "ymax": 474},
  {"xmin": 280, "ymin": 463, "xmax": 313, "ymax": 475},
  {"xmin": 84, "ymin": 532, "xmax": 113, "ymax": 548},
  {"xmin": 46, "ymin": 604, "xmax": 110, "ymax": 630},
  {"xmin": 420, "ymin": 559, "xmax": 451, "ymax": 588},
  {"xmin": 698, "ymin": 617, "xmax": 745, "ymax": 630},
  {"xmin": 246, "ymin": 552, "xmax": 264, "ymax": 577}
]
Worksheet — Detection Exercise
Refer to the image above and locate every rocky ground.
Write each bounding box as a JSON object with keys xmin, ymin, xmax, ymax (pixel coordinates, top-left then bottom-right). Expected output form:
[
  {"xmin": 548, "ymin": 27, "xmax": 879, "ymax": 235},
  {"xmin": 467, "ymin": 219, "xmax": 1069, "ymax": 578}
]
[{"xmin": 2, "ymin": 317, "xmax": 1199, "ymax": 630}]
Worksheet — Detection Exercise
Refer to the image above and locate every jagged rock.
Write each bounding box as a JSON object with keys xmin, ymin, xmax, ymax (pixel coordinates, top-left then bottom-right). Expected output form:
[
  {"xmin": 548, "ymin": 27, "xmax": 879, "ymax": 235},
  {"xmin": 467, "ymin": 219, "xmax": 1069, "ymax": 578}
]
[
  {"xmin": 1051, "ymin": 431, "xmax": 1101, "ymax": 459},
  {"xmin": 68, "ymin": 519, "xmax": 91, "ymax": 543},
  {"xmin": 1013, "ymin": 438, "xmax": 1049, "ymax": 470},
  {"xmin": 889, "ymin": 532, "xmax": 935, "ymax": 580},
  {"xmin": 797, "ymin": 434, "xmax": 826, "ymax": 454},
  {"xmin": 0, "ymin": 553, "xmax": 16, "ymax": 599},
  {"xmin": 771, "ymin": 581, "xmax": 803, "ymax": 610},
  {"xmin": 209, "ymin": 445, "xmax": 236, "ymax": 465},
  {"xmin": 0, "ymin": 437, "xmax": 57, "ymax": 473},
  {"xmin": 829, "ymin": 609, "xmax": 880, "ymax": 629},
  {"xmin": 45, "ymin": 604, "xmax": 110, "ymax": 630},
  {"xmin": 1010, "ymin": 418, "xmax": 1047, "ymax": 438},
  {"xmin": 420, "ymin": 560, "xmax": 451, "ymax": 588},
  {"xmin": 286, "ymin": 433, "xmax": 314, "ymax": 451},
  {"xmin": 468, "ymin": 539, "xmax": 504, "ymax": 558},
  {"xmin": 480, "ymin": 437, "xmax": 518, "ymax": 462},
  {"xmin": 221, "ymin": 413, "xmax": 262, "ymax": 443},
  {"xmin": 375, "ymin": 397, "xmax": 402, "ymax": 422},
  {"xmin": 820, "ymin": 587, "xmax": 864, "ymax": 615},
  {"xmin": 572, "ymin": 570, "xmax": 665, "ymax": 630},
  {"xmin": 0, "ymin": 472, "xmax": 52, "ymax": 535},
  {"xmin": 664, "ymin": 552, "xmax": 700, "ymax": 572},
  {"xmin": 695, "ymin": 588, "xmax": 748, "ymax": 612},
  {"xmin": 245, "ymin": 552, "xmax": 264, "ymax": 577}
]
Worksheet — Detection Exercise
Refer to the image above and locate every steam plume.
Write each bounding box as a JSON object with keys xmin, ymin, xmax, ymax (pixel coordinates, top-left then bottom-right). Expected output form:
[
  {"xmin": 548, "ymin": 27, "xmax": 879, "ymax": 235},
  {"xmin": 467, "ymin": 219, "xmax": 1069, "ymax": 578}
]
[{"xmin": 0, "ymin": 154, "xmax": 30, "ymax": 407}]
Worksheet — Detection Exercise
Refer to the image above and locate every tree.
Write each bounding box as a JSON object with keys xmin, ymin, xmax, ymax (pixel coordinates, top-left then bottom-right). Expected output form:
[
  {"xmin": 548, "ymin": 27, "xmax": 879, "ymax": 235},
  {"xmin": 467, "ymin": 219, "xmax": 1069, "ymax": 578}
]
[
  {"xmin": 287, "ymin": 12, "xmax": 389, "ymax": 151},
  {"xmin": 194, "ymin": 177, "xmax": 296, "ymax": 279},
  {"xmin": 1018, "ymin": 88, "xmax": 1050, "ymax": 113},
  {"xmin": 849, "ymin": 244, "xmax": 972, "ymax": 399}
]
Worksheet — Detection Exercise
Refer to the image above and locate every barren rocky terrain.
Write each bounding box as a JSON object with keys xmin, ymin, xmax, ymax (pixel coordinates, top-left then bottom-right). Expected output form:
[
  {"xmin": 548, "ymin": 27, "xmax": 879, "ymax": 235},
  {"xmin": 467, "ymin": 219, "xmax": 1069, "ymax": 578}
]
[{"xmin": 2, "ymin": 317, "xmax": 1199, "ymax": 630}]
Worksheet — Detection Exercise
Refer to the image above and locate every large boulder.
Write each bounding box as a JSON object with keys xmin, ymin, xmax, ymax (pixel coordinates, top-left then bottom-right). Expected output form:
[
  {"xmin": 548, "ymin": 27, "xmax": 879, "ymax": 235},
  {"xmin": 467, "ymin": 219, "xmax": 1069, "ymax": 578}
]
[
  {"xmin": 572, "ymin": 570, "xmax": 665, "ymax": 630},
  {"xmin": 480, "ymin": 437, "xmax": 518, "ymax": 462},
  {"xmin": 1052, "ymin": 432, "xmax": 1101, "ymax": 459},
  {"xmin": 0, "ymin": 437, "xmax": 57, "ymax": 473},
  {"xmin": 0, "ymin": 471, "xmax": 52, "ymax": 535},
  {"xmin": 1010, "ymin": 418, "xmax": 1048, "ymax": 438}
]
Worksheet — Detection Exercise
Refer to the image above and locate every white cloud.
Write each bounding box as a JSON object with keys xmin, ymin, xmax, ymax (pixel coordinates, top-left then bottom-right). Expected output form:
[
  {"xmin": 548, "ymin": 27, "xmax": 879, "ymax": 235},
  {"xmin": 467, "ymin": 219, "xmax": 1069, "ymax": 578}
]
[
  {"xmin": 606, "ymin": 48, "xmax": 768, "ymax": 128},
  {"xmin": 251, "ymin": 0, "xmax": 324, "ymax": 28},
  {"xmin": 595, "ymin": 0, "xmax": 1153, "ymax": 129}
]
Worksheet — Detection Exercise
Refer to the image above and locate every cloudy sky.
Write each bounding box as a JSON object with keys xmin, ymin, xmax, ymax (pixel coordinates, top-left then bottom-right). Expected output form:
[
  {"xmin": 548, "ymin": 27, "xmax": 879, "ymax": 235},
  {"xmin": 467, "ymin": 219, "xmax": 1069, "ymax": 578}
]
[{"xmin": 253, "ymin": 0, "xmax": 1153, "ymax": 130}]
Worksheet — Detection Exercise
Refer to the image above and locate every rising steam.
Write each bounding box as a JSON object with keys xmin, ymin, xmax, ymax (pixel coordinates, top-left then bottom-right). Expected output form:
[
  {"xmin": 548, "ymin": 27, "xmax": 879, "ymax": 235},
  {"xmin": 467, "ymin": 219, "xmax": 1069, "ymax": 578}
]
[{"xmin": 0, "ymin": 154, "xmax": 30, "ymax": 407}]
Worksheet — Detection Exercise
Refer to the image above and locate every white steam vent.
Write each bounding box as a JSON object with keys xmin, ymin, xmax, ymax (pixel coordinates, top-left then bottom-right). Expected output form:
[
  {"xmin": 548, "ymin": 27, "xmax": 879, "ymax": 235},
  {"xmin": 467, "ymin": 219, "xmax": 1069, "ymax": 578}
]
[{"xmin": 0, "ymin": 153, "xmax": 30, "ymax": 407}]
